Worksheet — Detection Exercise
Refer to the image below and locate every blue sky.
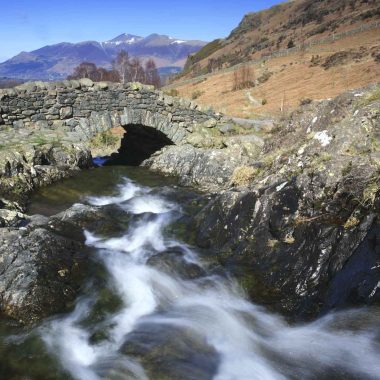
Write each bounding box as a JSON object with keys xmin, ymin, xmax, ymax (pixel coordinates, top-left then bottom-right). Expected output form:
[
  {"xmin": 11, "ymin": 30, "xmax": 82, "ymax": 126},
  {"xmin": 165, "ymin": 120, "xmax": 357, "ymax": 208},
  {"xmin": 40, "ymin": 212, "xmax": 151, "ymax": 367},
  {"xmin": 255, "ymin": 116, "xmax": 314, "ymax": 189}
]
[{"xmin": 0, "ymin": 0, "xmax": 283, "ymax": 62}]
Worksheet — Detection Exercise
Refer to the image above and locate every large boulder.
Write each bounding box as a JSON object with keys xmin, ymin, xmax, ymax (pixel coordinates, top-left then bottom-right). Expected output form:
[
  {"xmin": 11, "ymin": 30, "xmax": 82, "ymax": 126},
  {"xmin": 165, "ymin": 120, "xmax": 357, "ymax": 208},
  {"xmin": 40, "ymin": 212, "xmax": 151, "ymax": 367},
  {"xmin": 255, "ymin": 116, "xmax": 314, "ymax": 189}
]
[
  {"xmin": 143, "ymin": 144, "xmax": 255, "ymax": 191},
  {"xmin": 0, "ymin": 226, "xmax": 86, "ymax": 323},
  {"xmin": 0, "ymin": 204, "xmax": 121, "ymax": 324}
]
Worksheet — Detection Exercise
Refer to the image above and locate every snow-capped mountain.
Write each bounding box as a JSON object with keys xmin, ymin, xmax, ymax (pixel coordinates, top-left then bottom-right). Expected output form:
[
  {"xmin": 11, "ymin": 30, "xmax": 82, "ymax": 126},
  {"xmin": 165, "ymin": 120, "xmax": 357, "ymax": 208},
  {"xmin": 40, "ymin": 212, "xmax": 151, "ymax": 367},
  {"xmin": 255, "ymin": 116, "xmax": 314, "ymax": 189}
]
[
  {"xmin": 0, "ymin": 34, "xmax": 207, "ymax": 80},
  {"xmin": 102, "ymin": 34, "xmax": 144, "ymax": 46}
]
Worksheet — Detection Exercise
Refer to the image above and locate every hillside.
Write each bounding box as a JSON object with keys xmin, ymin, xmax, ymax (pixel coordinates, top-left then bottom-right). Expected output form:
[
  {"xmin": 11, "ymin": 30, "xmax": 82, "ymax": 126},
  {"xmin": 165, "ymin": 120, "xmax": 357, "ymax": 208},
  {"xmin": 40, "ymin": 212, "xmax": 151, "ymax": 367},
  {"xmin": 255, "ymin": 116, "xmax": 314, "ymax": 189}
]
[
  {"xmin": 166, "ymin": 0, "xmax": 380, "ymax": 117},
  {"xmin": 0, "ymin": 34, "xmax": 207, "ymax": 80}
]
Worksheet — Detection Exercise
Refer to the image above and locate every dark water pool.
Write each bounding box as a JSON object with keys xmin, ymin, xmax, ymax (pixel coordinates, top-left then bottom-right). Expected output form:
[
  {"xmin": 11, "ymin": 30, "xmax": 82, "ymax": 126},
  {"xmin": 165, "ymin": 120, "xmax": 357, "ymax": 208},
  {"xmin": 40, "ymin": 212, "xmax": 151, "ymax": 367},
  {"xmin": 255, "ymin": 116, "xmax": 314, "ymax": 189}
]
[{"xmin": 28, "ymin": 166, "xmax": 178, "ymax": 216}]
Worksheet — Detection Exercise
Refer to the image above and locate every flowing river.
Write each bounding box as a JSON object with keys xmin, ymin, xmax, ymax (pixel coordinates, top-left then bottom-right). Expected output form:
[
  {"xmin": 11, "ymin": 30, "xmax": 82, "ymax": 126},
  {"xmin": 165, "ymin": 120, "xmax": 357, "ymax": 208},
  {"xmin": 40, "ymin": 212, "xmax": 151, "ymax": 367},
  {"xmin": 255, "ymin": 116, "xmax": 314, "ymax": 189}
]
[{"xmin": 1, "ymin": 166, "xmax": 380, "ymax": 380}]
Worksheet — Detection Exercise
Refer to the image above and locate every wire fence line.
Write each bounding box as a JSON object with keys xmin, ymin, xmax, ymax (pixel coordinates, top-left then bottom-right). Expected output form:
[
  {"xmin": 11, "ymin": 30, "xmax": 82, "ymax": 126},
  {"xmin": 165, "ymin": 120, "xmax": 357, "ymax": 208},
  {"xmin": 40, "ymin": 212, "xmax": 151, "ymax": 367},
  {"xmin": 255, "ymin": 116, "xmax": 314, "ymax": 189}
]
[{"xmin": 164, "ymin": 21, "xmax": 380, "ymax": 89}]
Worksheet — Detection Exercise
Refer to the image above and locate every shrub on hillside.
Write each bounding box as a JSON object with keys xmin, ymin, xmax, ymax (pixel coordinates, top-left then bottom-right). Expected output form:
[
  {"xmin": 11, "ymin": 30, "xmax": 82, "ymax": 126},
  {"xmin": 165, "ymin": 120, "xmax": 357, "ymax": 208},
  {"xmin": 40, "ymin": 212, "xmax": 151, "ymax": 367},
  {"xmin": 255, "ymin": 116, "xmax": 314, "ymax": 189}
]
[
  {"xmin": 164, "ymin": 89, "xmax": 179, "ymax": 97},
  {"xmin": 322, "ymin": 50, "xmax": 363, "ymax": 70},
  {"xmin": 191, "ymin": 90, "xmax": 204, "ymax": 100},
  {"xmin": 360, "ymin": 8, "xmax": 380, "ymax": 20},
  {"xmin": 310, "ymin": 55, "xmax": 322, "ymax": 66},
  {"xmin": 300, "ymin": 98, "xmax": 313, "ymax": 106},
  {"xmin": 287, "ymin": 39, "xmax": 295, "ymax": 49},
  {"xmin": 257, "ymin": 71, "xmax": 273, "ymax": 84},
  {"xmin": 373, "ymin": 53, "xmax": 380, "ymax": 63}
]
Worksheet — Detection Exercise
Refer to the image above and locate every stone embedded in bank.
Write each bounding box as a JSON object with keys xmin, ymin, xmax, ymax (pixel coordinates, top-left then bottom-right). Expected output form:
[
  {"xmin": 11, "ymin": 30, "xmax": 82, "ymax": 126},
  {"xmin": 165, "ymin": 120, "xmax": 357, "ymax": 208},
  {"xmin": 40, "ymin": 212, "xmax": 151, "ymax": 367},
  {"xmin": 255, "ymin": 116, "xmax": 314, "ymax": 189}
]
[
  {"xmin": 59, "ymin": 106, "xmax": 73, "ymax": 119},
  {"xmin": 203, "ymin": 118, "xmax": 217, "ymax": 128},
  {"xmin": 79, "ymin": 78, "xmax": 94, "ymax": 87},
  {"xmin": 0, "ymin": 209, "xmax": 25, "ymax": 227}
]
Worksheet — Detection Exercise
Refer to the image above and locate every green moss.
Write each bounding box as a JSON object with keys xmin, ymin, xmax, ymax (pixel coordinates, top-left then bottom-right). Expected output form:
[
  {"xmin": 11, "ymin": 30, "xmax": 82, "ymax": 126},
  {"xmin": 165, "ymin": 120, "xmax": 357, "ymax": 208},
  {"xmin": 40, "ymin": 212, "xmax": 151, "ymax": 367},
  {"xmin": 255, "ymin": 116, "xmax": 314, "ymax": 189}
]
[
  {"xmin": 344, "ymin": 215, "xmax": 360, "ymax": 229},
  {"xmin": 357, "ymin": 87, "xmax": 380, "ymax": 107},
  {"xmin": 362, "ymin": 178, "xmax": 379, "ymax": 207},
  {"xmin": 314, "ymin": 152, "xmax": 332, "ymax": 164},
  {"xmin": 261, "ymin": 146, "xmax": 296, "ymax": 170},
  {"xmin": 31, "ymin": 135, "xmax": 48, "ymax": 146},
  {"xmin": 80, "ymin": 287, "xmax": 123, "ymax": 329},
  {"xmin": 341, "ymin": 161, "xmax": 353, "ymax": 176}
]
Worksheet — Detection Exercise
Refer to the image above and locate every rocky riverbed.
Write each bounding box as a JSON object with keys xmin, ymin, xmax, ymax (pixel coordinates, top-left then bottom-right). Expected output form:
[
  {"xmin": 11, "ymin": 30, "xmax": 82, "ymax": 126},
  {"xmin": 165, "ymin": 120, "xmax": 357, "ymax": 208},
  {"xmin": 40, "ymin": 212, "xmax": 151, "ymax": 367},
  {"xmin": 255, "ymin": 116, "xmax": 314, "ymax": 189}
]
[
  {"xmin": 2, "ymin": 169, "xmax": 379, "ymax": 380},
  {"xmin": 0, "ymin": 83, "xmax": 379, "ymax": 324}
]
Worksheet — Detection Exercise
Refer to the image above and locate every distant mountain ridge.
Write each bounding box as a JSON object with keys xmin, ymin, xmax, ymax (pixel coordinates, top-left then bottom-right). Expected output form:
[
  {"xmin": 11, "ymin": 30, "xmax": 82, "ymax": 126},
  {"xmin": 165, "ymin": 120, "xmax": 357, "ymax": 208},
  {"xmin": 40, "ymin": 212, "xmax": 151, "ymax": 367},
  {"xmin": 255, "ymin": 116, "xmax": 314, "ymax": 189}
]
[{"xmin": 0, "ymin": 34, "xmax": 207, "ymax": 80}]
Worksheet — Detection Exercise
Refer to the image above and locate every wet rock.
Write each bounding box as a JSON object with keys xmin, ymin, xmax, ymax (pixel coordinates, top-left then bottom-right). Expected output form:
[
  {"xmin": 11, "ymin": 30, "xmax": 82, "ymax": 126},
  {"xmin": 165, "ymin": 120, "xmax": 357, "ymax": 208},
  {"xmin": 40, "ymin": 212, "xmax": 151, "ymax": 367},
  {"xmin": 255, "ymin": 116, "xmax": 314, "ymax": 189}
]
[
  {"xmin": 121, "ymin": 323, "xmax": 220, "ymax": 380},
  {"xmin": 324, "ymin": 222, "xmax": 380, "ymax": 311},
  {"xmin": 0, "ymin": 226, "xmax": 86, "ymax": 324},
  {"xmin": 50, "ymin": 203, "xmax": 128, "ymax": 239},
  {"xmin": 194, "ymin": 182, "xmax": 380, "ymax": 318},
  {"xmin": 147, "ymin": 246, "xmax": 206, "ymax": 280},
  {"xmin": 26, "ymin": 213, "xmax": 49, "ymax": 228},
  {"xmin": 0, "ymin": 203, "xmax": 121, "ymax": 324},
  {"xmin": 0, "ymin": 144, "xmax": 92, "ymax": 212}
]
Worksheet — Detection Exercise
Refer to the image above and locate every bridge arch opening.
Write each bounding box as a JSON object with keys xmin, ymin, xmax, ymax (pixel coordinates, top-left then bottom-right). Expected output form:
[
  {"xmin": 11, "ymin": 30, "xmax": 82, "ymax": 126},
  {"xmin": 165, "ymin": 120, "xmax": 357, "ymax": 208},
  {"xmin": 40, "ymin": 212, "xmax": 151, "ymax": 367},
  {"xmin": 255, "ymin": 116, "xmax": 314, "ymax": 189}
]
[{"xmin": 104, "ymin": 124, "xmax": 174, "ymax": 166}]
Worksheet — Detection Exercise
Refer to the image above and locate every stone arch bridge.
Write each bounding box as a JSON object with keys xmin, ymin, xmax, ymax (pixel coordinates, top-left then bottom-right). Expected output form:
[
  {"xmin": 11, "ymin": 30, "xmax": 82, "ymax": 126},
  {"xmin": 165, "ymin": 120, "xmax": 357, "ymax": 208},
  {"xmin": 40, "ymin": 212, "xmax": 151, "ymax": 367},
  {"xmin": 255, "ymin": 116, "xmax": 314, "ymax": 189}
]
[{"xmin": 0, "ymin": 79, "xmax": 222, "ymax": 164}]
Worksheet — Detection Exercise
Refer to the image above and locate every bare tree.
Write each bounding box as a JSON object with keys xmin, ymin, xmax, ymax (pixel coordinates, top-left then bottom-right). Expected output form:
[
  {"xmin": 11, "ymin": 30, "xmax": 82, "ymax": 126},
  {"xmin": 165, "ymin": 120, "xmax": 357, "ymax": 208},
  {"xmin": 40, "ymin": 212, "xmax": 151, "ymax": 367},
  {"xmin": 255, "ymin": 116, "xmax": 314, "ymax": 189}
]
[
  {"xmin": 232, "ymin": 64, "xmax": 255, "ymax": 91},
  {"xmin": 113, "ymin": 50, "xmax": 131, "ymax": 84},
  {"xmin": 129, "ymin": 57, "xmax": 145, "ymax": 82},
  {"xmin": 68, "ymin": 52, "xmax": 161, "ymax": 87},
  {"xmin": 68, "ymin": 62, "xmax": 99, "ymax": 81},
  {"xmin": 144, "ymin": 59, "xmax": 161, "ymax": 88},
  {"xmin": 97, "ymin": 67, "xmax": 120, "ymax": 82},
  {"xmin": 68, "ymin": 62, "xmax": 119, "ymax": 82}
]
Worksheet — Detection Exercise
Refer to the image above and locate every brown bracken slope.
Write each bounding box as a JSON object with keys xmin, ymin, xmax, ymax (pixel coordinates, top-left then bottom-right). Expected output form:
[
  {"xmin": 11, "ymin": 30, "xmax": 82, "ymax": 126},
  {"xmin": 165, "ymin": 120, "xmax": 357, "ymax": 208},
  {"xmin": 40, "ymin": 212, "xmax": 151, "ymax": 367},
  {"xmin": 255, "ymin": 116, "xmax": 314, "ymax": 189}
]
[{"xmin": 165, "ymin": 0, "xmax": 380, "ymax": 117}]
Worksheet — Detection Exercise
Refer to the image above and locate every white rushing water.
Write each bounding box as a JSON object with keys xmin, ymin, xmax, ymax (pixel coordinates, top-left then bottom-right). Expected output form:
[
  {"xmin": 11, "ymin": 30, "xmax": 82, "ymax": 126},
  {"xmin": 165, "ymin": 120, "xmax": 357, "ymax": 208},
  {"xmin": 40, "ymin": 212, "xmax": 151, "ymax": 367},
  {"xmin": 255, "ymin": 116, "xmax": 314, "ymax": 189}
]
[{"xmin": 41, "ymin": 178, "xmax": 380, "ymax": 380}]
